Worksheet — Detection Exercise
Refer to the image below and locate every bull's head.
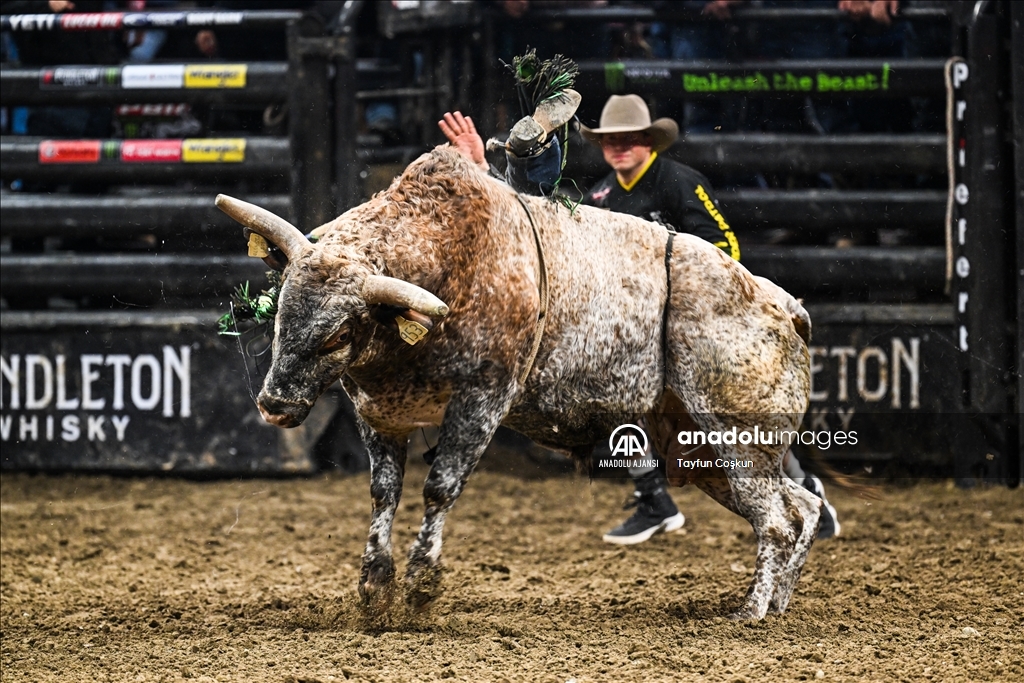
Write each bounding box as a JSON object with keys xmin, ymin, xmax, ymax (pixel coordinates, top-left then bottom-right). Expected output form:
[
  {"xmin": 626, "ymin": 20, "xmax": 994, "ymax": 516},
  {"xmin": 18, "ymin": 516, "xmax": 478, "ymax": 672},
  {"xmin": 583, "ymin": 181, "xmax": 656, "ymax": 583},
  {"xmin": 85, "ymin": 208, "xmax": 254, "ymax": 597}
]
[{"xmin": 216, "ymin": 195, "xmax": 449, "ymax": 427}]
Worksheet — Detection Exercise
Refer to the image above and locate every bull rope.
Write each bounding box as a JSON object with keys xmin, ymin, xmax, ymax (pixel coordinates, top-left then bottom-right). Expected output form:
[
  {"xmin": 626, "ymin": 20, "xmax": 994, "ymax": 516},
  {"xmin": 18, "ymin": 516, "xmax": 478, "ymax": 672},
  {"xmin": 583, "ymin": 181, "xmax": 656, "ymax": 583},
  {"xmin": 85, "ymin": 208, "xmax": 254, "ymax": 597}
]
[{"xmin": 514, "ymin": 194, "xmax": 549, "ymax": 385}]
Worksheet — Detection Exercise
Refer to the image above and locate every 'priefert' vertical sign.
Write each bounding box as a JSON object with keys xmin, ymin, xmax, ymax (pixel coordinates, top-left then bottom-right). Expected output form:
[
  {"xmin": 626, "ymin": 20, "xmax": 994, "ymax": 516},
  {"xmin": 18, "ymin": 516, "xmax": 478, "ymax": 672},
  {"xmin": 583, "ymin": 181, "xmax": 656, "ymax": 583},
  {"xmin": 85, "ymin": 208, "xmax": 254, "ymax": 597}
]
[{"xmin": 948, "ymin": 59, "xmax": 970, "ymax": 371}]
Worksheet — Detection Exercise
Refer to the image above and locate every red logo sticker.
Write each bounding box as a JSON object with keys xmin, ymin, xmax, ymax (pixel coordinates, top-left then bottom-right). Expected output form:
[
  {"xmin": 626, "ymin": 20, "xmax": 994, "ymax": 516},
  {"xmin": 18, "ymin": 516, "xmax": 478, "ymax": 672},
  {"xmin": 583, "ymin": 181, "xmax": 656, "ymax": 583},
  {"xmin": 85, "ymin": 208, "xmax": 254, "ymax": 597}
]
[
  {"xmin": 59, "ymin": 12, "xmax": 123, "ymax": 30},
  {"xmin": 38, "ymin": 140, "xmax": 101, "ymax": 164},
  {"xmin": 120, "ymin": 139, "xmax": 183, "ymax": 163}
]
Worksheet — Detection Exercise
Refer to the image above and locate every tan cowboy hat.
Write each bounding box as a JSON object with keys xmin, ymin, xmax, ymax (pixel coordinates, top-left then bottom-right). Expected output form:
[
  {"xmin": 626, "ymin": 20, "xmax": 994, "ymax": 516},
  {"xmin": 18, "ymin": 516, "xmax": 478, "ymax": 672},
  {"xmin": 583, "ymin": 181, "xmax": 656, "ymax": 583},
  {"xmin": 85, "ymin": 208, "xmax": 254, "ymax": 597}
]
[{"xmin": 580, "ymin": 94, "xmax": 679, "ymax": 153}]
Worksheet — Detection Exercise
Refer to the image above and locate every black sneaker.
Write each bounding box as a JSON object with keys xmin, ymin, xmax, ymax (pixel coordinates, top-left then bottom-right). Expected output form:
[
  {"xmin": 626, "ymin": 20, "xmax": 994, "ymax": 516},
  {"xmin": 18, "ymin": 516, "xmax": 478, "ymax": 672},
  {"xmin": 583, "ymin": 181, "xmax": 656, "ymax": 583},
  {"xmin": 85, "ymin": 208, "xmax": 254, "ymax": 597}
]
[
  {"xmin": 602, "ymin": 488, "xmax": 685, "ymax": 545},
  {"xmin": 507, "ymin": 88, "xmax": 581, "ymax": 157},
  {"xmin": 803, "ymin": 474, "xmax": 840, "ymax": 539}
]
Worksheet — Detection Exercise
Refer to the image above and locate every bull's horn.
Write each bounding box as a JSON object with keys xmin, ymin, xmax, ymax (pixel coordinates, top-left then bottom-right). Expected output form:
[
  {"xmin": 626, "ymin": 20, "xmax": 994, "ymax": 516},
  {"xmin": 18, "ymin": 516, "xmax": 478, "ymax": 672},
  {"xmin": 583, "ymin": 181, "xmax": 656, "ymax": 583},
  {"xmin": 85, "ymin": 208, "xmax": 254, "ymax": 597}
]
[
  {"xmin": 215, "ymin": 194, "xmax": 310, "ymax": 260},
  {"xmin": 362, "ymin": 275, "xmax": 450, "ymax": 318}
]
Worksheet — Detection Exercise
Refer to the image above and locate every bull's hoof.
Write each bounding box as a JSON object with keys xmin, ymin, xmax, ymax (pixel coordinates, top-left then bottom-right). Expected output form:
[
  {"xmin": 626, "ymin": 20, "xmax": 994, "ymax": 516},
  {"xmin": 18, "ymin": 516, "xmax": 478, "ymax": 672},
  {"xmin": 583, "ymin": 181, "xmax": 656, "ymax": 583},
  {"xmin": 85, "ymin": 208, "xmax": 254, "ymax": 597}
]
[
  {"xmin": 358, "ymin": 580, "xmax": 398, "ymax": 631},
  {"xmin": 359, "ymin": 578, "xmax": 397, "ymax": 614},
  {"xmin": 405, "ymin": 564, "xmax": 444, "ymax": 612},
  {"xmin": 727, "ymin": 606, "xmax": 763, "ymax": 621},
  {"xmin": 406, "ymin": 588, "xmax": 437, "ymax": 612},
  {"xmin": 358, "ymin": 556, "xmax": 397, "ymax": 615}
]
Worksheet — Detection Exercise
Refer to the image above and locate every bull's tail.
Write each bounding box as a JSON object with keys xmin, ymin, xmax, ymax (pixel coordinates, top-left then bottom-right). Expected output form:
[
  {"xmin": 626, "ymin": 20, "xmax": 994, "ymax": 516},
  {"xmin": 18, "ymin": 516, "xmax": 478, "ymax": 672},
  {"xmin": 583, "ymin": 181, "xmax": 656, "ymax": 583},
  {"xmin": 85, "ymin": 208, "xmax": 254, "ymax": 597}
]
[
  {"xmin": 794, "ymin": 442, "xmax": 881, "ymax": 497},
  {"xmin": 788, "ymin": 297, "xmax": 812, "ymax": 345},
  {"xmin": 752, "ymin": 275, "xmax": 811, "ymax": 345}
]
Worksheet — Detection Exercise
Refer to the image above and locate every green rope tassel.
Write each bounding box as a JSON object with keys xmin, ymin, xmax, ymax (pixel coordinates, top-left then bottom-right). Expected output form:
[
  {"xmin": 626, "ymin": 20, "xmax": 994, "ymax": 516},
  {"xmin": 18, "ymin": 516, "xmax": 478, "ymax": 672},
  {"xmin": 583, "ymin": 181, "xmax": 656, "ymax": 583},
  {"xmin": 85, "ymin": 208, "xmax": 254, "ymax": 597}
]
[{"xmin": 217, "ymin": 269, "xmax": 283, "ymax": 336}]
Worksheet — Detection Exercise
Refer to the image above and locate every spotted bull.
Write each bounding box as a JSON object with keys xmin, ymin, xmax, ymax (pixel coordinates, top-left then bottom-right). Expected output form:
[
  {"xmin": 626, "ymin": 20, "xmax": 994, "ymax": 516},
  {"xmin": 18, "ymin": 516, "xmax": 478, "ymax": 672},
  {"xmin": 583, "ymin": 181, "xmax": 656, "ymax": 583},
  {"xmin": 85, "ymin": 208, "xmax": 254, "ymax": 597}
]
[{"xmin": 216, "ymin": 145, "xmax": 821, "ymax": 620}]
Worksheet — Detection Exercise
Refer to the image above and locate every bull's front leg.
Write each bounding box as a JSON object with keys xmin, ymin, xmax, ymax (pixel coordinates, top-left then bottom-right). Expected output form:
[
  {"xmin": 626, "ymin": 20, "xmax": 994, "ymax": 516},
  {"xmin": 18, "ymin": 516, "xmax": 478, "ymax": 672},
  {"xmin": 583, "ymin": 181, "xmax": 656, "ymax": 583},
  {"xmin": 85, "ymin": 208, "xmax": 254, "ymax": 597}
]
[
  {"xmin": 357, "ymin": 422, "xmax": 408, "ymax": 613},
  {"xmin": 405, "ymin": 383, "xmax": 515, "ymax": 609}
]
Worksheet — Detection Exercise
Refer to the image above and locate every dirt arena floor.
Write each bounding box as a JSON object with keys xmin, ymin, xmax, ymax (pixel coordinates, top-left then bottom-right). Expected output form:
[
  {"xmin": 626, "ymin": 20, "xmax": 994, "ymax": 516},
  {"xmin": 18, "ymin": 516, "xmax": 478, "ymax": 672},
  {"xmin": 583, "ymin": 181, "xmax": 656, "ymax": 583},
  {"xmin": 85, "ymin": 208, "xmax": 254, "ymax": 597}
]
[{"xmin": 2, "ymin": 460, "xmax": 1022, "ymax": 682}]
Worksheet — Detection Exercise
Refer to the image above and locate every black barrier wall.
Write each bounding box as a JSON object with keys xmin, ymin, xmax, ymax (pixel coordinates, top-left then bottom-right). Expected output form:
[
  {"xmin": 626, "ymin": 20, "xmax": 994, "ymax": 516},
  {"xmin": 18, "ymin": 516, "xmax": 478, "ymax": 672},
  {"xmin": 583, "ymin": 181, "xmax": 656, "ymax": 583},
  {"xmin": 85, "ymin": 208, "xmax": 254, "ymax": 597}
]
[
  {"xmin": 0, "ymin": 9, "xmax": 337, "ymax": 473},
  {"xmin": 0, "ymin": 2, "xmax": 1018, "ymax": 481}
]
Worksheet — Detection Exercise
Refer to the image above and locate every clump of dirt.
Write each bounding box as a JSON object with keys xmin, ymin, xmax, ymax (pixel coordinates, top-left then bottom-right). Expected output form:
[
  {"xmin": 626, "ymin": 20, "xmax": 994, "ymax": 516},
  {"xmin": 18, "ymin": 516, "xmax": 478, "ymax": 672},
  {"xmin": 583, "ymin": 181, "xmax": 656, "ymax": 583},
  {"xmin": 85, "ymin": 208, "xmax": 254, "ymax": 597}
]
[{"xmin": 2, "ymin": 466, "xmax": 1021, "ymax": 682}]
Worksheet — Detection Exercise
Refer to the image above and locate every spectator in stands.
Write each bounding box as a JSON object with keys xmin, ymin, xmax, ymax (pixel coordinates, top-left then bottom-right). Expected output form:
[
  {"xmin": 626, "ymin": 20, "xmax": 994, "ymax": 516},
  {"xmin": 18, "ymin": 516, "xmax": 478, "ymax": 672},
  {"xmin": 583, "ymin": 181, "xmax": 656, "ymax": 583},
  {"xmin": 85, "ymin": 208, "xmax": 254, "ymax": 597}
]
[
  {"xmin": 839, "ymin": 0, "xmax": 913, "ymax": 134},
  {"xmin": 6, "ymin": 0, "xmax": 126, "ymax": 138},
  {"xmin": 1, "ymin": 28, "xmax": 20, "ymax": 134},
  {"xmin": 125, "ymin": 0, "xmax": 174, "ymax": 64},
  {"xmin": 746, "ymin": 0, "xmax": 852, "ymax": 138},
  {"xmin": 174, "ymin": 1, "xmax": 343, "ymax": 135},
  {"xmin": 6, "ymin": 1, "xmax": 127, "ymax": 66},
  {"xmin": 839, "ymin": 0, "xmax": 899, "ymax": 25},
  {"xmin": 439, "ymin": 92, "xmax": 840, "ymax": 542},
  {"xmin": 190, "ymin": 1, "xmax": 342, "ymax": 61},
  {"xmin": 649, "ymin": 1, "xmax": 741, "ymax": 134},
  {"xmin": 492, "ymin": 0, "xmax": 613, "ymax": 63}
]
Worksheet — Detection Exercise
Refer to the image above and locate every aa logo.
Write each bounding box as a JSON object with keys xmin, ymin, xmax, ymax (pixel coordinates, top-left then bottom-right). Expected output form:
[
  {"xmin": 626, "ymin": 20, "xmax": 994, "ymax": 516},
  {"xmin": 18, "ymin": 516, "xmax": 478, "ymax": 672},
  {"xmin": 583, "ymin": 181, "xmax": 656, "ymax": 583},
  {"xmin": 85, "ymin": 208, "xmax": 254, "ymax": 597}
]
[{"xmin": 609, "ymin": 424, "xmax": 648, "ymax": 458}]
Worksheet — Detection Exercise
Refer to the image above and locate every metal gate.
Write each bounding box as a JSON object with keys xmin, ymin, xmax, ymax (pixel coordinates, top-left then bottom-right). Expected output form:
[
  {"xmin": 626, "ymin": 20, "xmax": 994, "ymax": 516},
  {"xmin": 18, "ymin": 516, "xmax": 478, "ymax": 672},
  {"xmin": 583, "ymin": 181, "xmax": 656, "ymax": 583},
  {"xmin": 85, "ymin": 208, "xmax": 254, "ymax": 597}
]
[{"xmin": 1, "ymin": 8, "xmax": 335, "ymax": 473}]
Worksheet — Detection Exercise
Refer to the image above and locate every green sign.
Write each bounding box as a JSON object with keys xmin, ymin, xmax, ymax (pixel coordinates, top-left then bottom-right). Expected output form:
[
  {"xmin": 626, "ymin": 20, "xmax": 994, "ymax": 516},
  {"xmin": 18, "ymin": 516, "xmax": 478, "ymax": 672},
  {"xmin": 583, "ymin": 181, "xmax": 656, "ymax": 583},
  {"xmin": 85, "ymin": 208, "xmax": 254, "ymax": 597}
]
[
  {"xmin": 681, "ymin": 63, "xmax": 892, "ymax": 94},
  {"xmin": 605, "ymin": 62, "xmax": 625, "ymax": 92}
]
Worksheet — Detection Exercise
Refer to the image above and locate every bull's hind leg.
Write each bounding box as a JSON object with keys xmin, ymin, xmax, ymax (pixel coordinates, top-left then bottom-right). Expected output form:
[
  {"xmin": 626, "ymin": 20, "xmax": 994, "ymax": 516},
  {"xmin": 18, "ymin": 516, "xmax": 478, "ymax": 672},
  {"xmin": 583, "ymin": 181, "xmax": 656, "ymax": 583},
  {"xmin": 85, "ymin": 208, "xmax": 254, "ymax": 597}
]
[
  {"xmin": 768, "ymin": 476, "xmax": 821, "ymax": 614},
  {"xmin": 724, "ymin": 469, "xmax": 798, "ymax": 620},
  {"xmin": 405, "ymin": 381, "xmax": 516, "ymax": 609},
  {"xmin": 687, "ymin": 435, "xmax": 810, "ymax": 619},
  {"xmin": 357, "ymin": 425, "xmax": 408, "ymax": 613},
  {"xmin": 691, "ymin": 454, "xmax": 817, "ymax": 615},
  {"xmin": 667, "ymin": 405, "xmax": 801, "ymax": 620}
]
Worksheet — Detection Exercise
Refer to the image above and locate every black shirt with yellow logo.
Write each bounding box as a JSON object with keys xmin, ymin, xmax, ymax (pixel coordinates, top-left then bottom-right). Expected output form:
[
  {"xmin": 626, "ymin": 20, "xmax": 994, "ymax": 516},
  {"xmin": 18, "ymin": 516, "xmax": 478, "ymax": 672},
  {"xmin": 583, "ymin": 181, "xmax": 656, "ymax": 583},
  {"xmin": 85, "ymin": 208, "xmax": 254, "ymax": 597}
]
[{"xmin": 582, "ymin": 153, "xmax": 740, "ymax": 261}]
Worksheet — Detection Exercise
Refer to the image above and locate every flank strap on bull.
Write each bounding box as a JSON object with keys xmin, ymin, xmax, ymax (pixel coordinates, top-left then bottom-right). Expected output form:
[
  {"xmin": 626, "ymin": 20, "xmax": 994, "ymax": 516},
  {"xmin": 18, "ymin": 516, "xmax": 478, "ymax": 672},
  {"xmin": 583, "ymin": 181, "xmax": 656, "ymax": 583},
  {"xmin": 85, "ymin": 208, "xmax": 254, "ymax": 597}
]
[
  {"xmin": 514, "ymin": 194, "xmax": 549, "ymax": 386},
  {"xmin": 662, "ymin": 230, "xmax": 676, "ymax": 383}
]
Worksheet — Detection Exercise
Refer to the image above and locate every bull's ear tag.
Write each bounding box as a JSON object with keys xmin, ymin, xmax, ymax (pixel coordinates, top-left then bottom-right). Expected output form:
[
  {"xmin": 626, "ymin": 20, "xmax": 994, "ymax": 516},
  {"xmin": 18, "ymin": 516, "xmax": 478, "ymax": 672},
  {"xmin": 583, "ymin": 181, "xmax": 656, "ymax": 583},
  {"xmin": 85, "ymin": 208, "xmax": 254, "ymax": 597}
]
[
  {"xmin": 395, "ymin": 315, "xmax": 429, "ymax": 345},
  {"xmin": 247, "ymin": 233, "xmax": 269, "ymax": 258}
]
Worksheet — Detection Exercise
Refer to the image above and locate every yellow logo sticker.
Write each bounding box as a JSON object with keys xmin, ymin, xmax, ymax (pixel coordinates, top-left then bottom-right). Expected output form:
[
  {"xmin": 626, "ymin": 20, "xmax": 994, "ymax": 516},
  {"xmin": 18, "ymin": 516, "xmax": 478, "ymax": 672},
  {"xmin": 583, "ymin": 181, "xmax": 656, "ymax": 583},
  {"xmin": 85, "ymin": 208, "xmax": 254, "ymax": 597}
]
[
  {"xmin": 182, "ymin": 138, "xmax": 246, "ymax": 163},
  {"xmin": 184, "ymin": 64, "xmax": 247, "ymax": 88}
]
